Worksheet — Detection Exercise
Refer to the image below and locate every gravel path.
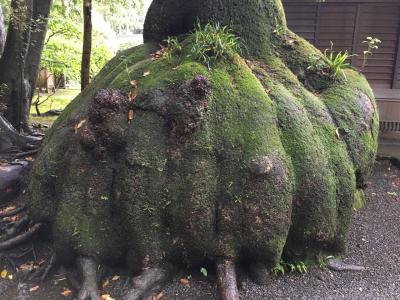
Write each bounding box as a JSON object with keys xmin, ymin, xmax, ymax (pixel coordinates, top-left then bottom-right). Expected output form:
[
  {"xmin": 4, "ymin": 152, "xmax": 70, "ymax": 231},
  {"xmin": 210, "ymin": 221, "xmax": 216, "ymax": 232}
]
[{"xmin": 0, "ymin": 159, "xmax": 398, "ymax": 299}]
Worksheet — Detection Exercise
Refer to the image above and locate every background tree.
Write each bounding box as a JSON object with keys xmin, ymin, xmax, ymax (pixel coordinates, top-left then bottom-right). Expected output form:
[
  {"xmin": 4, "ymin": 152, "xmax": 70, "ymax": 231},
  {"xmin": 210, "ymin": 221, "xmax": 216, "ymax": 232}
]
[
  {"xmin": 80, "ymin": 0, "xmax": 91, "ymax": 90},
  {"xmin": 0, "ymin": 5, "xmax": 5, "ymax": 55}
]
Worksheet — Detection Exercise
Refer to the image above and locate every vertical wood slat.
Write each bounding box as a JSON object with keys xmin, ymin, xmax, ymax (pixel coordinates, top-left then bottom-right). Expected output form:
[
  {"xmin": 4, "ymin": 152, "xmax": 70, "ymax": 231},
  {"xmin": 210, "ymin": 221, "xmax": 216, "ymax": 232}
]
[
  {"xmin": 351, "ymin": 4, "xmax": 361, "ymax": 66},
  {"xmin": 392, "ymin": 17, "xmax": 400, "ymax": 89},
  {"xmin": 314, "ymin": 3, "xmax": 321, "ymax": 45}
]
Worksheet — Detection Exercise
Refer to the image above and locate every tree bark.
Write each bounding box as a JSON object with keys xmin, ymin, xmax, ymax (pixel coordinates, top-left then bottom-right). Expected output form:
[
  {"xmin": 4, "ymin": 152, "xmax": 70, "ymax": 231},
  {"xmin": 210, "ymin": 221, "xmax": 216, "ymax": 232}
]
[
  {"xmin": 23, "ymin": 0, "xmax": 53, "ymax": 131},
  {"xmin": 0, "ymin": 115, "xmax": 40, "ymax": 152},
  {"xmin": 144, "ymin": 0, "xmax": 287, "ymax": 58},
  {"xmin": 0, "ymin": 0, "xmax": 33, "ymax": 131},
  {"xmin": 81, "ymin": 0, "xmax": 92, "ymax": 91},
  {"xmin": 0, "ymin": 5, "xmax": 5, "ymax": 57}
]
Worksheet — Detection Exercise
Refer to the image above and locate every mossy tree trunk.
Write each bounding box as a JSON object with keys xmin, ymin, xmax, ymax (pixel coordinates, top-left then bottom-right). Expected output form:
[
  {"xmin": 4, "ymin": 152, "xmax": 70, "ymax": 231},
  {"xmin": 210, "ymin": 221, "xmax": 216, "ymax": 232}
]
[
  {"xmin": 26, "ymin": 1, "xmax": 378, "ymax": 299},
  {"xmin": 144, "ymin": 0, "xmax": 286, "ymax": 57}
]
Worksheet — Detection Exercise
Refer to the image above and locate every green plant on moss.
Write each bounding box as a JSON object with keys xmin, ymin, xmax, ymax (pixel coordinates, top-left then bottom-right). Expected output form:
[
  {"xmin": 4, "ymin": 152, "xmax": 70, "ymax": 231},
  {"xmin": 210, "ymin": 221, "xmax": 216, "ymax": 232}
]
[
  {"xmin": 163, "ymin": 36, "xmax": 183, "ymax": 59},
  {"xmin": 190, "ymin": 22, "xmax": 243, "ymax": 67},
  {"xmin": 362, "ymin": 36, "xmax": 381, "ymax": 69},
  {"xmin": 273, "ymin": 16, "xmax": 286, "ymax": 36},
  {"xmin": 308, "ymin": 42, "xmax": 354, "ymax": 80},
  {"xmin": 322, "ymin": 42, "xmax": 354, "ymax": 79},
  {"xmin": 318, "ymin": 255, "xmax": 334, "ymax": 269},
  {"xmin": 271, "ymin": 262, "xmax": 285, "ymax": 276},
  {"xmin": 272, "ymin": 260, "xmax": 309, "ymax": 276},
  {"xmin": 200, "ymin": 267, "xmax": 208, "ymax": 277}
]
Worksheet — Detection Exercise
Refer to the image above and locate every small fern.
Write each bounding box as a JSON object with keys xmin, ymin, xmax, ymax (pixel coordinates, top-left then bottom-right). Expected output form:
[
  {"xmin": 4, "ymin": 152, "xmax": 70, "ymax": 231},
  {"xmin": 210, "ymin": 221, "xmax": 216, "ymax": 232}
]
[{"xmin": 190, "ymin": 22, "xmax": 243, "ymax": 66}]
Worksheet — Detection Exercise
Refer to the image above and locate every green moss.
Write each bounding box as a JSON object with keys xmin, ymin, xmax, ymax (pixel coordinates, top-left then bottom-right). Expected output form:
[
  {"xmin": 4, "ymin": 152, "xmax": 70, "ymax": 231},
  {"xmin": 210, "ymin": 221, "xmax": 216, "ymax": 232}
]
[
  {"xmin": 353, "ymin": 189, "xmax": 366, "ymax": 211},
  {"xmin": 27, "ymin": 28, "xmax": 378, "ymax": 272}
]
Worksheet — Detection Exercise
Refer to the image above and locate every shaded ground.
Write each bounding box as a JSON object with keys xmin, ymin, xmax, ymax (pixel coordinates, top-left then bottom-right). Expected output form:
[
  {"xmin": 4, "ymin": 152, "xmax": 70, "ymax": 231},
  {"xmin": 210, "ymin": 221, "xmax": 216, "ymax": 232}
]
[{"xmin": 0, "ymin": 159, "xmax": 398, "ymax": 299}]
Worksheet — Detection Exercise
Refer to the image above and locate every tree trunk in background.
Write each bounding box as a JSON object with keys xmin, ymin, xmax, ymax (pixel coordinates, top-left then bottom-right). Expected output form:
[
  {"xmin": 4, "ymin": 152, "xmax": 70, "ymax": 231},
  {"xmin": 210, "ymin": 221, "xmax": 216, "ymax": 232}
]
[
  {"xmin": 0, "ymin": 0, "xmax": 33, "ymax": 131},
  {"xmin": 23, "ymin": 0, "xmax": 53, "ymax": 131},
  {"xmin": 0, "ymin": 6, "xmax": 5, "ymax": 57},
  {"xmin": 81, "ymin": 0, "xmax": 92, "ymax": 91},
  {"xmin": 144, "ymin": 0, "xmax": 286, "ymax": 58}
]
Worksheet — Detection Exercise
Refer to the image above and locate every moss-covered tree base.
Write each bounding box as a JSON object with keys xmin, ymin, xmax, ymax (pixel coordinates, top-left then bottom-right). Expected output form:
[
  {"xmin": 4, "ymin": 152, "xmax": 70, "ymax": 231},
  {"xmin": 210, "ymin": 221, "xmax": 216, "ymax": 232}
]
[{"xmin": 26, "ymin": 2, "xmax": 378, "ymax": 299}]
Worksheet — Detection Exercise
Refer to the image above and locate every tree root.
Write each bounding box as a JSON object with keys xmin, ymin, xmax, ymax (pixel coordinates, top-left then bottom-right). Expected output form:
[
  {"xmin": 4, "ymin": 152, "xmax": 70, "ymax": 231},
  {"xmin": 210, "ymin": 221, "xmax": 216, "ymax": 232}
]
[
  {"xmin": 14, "ymin": 149, "xmax": 39, "ymax": 159},
  {"xmin": 5, "ymin": 214, "xmax": 29, "ymax": 237},
  {"xmin": 125, "ymin": 264, "xmax": 175, "ymax": 300},
  {"xmin": 0, "ymin": 223, "xmax": 41, "ymax": 251},
  {"xmin": 30, "ymin": 252, "xmax": 57, "ymax": 281},
  {"xmin": 78, "ymin": 256, "xmax": 100, "ymax": 300},
  {"xmin": 216, "ymin": 259, "xmax": 240, "ymax": 300},
  {"xmin": 327, "ymin": 258, "xmax": 366, "ymax": 272}
]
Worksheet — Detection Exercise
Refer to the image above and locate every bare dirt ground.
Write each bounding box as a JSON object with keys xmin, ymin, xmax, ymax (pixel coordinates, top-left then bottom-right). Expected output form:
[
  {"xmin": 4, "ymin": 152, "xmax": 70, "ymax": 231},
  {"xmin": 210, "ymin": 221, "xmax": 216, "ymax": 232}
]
[{"xmin": 0, "ymin": 159, "xmax": 399, "ymax": 300}]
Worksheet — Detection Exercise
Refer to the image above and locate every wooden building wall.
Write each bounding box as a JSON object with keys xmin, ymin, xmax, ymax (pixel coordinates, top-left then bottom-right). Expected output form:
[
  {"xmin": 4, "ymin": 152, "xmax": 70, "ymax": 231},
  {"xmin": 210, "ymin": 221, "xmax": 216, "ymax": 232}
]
[{"xmin": 283, "ymin": 0, "xmax": 400, "ymax": 136}]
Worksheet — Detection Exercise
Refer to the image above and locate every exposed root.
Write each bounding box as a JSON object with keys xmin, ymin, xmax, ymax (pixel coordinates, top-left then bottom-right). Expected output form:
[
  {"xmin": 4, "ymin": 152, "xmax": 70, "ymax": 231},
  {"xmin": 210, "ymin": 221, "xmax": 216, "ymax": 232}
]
[
  {"xmin": 126, "ymin": 264, "xmax": 175, "ymax": 300},
  {"xmin": 216, "ymin": 259, "xmax": 240, "ymax": 300},
  {"xmin": 327, "ymin": 258, "xmax": 366, "ymax": 272},
  {"xmin": 248, "ymin": 263, "xmax": 271, "ymax": 285},
  {"xmin": 0, "ymin": 223, "xmax": 41, "ymax": 251},
  {"xmin": 77, "ymin": 256, "xmax": 100, "ymax": 300},
  {"xmin": 5, "ymin": 214, "xmax": 29, "ymax": 237},
  {"xmin": 14, "ymin": 149, "xmax": 39, "ymax": 159},
  {"xmin": 30, "ymin": 252, "xmax": 57, "ymax": 281}
]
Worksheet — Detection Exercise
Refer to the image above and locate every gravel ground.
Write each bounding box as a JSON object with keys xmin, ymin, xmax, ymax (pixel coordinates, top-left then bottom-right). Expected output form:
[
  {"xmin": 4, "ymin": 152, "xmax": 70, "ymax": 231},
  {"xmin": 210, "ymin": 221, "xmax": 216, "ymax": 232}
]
[{"xmin": 0, "ymin": 159, "xmax": 399, "ymax": 299}]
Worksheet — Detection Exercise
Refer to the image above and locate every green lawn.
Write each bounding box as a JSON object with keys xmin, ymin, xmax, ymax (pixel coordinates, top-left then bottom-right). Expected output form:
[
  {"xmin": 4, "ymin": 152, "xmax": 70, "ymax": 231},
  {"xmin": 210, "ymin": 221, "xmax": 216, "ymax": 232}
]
[{"xmin": 30, "ymin": 88, "xmax": 80, "ymax": 126}]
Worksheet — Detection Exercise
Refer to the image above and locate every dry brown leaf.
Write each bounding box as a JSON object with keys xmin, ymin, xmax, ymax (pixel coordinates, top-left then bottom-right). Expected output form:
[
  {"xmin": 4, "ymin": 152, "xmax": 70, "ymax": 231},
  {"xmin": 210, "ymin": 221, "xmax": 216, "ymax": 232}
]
[
  {"xmin": 180, "ymin": 278, "xmax": 190, "ymax": 285},
  {"xmin": 102, "ymin": 279, "xmax": 110, "ymax": 288},
  {"xmin": 155, "ymin": 292, "xmax": 164, "ymax": 299},
  {"xmin": 172, "ymin": 65, "xmax": 180, "ymax": 70},
  {"xmin": 335, "ymin": 128, "xmax": 340, "ymax": 139},
  {"xmin": 128, "ymin": 109, "xmax": 135, "ymax": 122},
  {"xmin": 74, "ymin": 119, "xmax": 87, "ymax": 134},
  {"xmin": 265, "ymin": 88, "xmax": 272, "ymax": 94},
  {"xmin": 29, "ymin": 285, "xmax": 39, "ymax": 292},
  {"xmin": 60, "ymin": 288, "xmax": 72, "ymax": 297},
  {"xmin": 101, "ymin": 294, "xmax": 115, "ymax": 300},
  {"xmin": 143, "ymin": 71, "xmax": 151, "ymax": 77},
  {"xmin": 128, "ymin": 80, "xmax": 138, "ymax": 102},
  {"xmin": 111, "ymin": 275, "xmax": 120, "ymax": 281},
  {"xmin": 18, "ymin": 263, "xmax": 35, "ymax": 272}
]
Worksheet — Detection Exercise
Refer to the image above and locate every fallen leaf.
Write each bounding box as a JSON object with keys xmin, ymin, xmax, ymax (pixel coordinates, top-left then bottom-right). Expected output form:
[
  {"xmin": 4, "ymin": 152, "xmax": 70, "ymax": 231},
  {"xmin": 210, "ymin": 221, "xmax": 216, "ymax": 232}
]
[
  {"xmin": 143, "ymin": 71, "xmax": 151, "ymax": 77},
  {"xmin": 61, "ymin": 288, "xmax": 72, "ymax": 297},
  {"xmin": 111, "ymin": 275, "xmax": 120, "ymax": 281},
  {"xmin": 180, "ymin": 278, "xmax": 190, "ymax": 285},
  {"xmin": 101, "ymin": 294, "xmax": 115, "ymax": 300},
  {"xmin": 29, "ymin": 285, "xmax": 39, "ymax": 292},
  {"xmin": 102, "ymin": 279, "xmax": 110, "ymax": 288},
  {"xmin": 74, "ymin": 119, "xmax": 87, "ymax": 134},
  {"xmin": 335, "ymin": 128, "xmax": 340, "ymax": 139},
  {"xmin": 172, "ymin": 65, "xmax": 180, "ymax": 70},
  {"xmin": 128, "ymin": 109, "xmax": 135, "ymax": 122},
  {"xmin": 1, "ymin": 270, "xmax": 7, "ymax": 279},
  {"xmin": 155, "ymin": 292, "xmax": 164, "ymax": 299},
  {"xmin": 128, "ymin": 80, "xmax": 138, "ymax": 102},
  {"xmin": 18, "ymin": 263, "xmax": 35, "ymax": 272},
  {"xmin": 265, "ymin": 88, "xmax": 272, "ymax": 94}
]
